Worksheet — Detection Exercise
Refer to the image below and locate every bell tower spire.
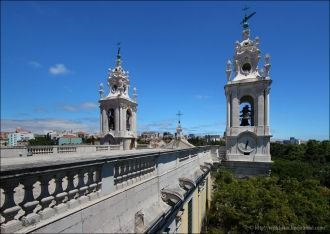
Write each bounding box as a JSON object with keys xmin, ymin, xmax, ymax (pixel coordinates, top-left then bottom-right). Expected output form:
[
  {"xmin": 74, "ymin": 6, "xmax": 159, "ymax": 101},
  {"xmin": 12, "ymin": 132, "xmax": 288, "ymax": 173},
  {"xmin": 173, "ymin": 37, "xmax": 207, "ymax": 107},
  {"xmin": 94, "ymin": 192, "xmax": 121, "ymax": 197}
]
[
  {"xmin": 116, "ymin": 42, "xmax": 121, "ymax": 67},
  {"xmin": 224, "ymin": 9, "xmax": 272, "ymax": 167},
  {"xmin": 98, "ymin": 45, "xmax": 138, "ymax": 150}
]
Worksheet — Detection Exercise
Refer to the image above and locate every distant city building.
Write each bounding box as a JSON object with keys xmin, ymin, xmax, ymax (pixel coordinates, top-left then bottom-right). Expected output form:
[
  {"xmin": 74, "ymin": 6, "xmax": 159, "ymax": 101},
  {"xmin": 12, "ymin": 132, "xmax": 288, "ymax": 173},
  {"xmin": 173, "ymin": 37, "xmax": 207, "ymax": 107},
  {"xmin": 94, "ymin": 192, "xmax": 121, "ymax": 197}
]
[
  {"xmin": 58, "ymin": 135, "xmax": 83, "ymax": 145},
  {"xmin": 290, "ymin": 137, "xmax": 301, "ymax": 145},
  {"xmin": 283, "ymin": 137, "xmax": 301, "ymax": 145},
  {"xmin": 205, "ymin": 135, "xmax": 222, "ymax": 142},
  {"xmin": 187, "ymin": 134, "xmax": 196, "ymax": 139},
  {"xmin": 8, "ymin": 130, "xmax": 34, "ymax": 146},
  {"xmin": 0, "ymin": 131, "xmax": 10, "ymax": 146},
  {"xmin": 75, "ymin": 131, "xmax": 89, "ymax": 139},
  {"xmin": 140, "ymin": 131, "xmax": 160, "ymax": 141}
]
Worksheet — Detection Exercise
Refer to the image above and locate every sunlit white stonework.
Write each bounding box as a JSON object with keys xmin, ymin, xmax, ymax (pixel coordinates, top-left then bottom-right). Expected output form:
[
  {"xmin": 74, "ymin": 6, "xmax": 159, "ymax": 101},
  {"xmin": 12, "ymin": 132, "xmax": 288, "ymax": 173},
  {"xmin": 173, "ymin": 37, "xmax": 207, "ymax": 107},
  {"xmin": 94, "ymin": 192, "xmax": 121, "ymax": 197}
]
[
  {"xmin": 99, "ymin": 47, "xmax": 137, "ymax": 150},
  {"xmin": 225, "ymin": 27, "xmax": 272, "ymax": 163}
]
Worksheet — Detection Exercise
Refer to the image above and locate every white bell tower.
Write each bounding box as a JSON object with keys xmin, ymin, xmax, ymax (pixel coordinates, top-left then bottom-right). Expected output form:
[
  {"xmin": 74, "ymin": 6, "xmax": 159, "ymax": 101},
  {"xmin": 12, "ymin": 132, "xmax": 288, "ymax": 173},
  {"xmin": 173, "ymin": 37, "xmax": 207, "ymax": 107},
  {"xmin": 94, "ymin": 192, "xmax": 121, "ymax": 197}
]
[
  {"xmin": 224, "ymin": 11, "xmax": 272, "ymax": 163},
  {"xmin": 99, "ymin": 46, "xmax": 138, "ymax": 150}
]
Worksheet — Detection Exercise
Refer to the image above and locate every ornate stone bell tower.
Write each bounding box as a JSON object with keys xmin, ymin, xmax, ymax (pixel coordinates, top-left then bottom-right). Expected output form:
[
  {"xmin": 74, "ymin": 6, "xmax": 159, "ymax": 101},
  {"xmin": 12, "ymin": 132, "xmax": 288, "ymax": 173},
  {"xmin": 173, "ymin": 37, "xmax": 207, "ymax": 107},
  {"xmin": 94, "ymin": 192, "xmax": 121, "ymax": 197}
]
[
  {"xmin": 224, "ymin": 11, "xmax": 272, "ymax": 164},
  {"xmin": 99, "ymin": 46, "xmax": 138, "ymax": 150}
]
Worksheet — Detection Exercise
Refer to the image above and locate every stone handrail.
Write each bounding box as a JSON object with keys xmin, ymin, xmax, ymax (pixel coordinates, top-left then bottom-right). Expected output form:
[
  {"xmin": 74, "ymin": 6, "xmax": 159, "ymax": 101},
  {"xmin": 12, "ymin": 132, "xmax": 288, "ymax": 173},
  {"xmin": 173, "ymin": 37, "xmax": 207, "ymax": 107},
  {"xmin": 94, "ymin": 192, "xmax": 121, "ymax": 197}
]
[
  {"xmin": 0, "ymin": 161, "xmax": 103, "ymax": 233},
  {"xmin": 0, "ymin": 146, "xmax": 218, "ymax": 233},
  {"xmin": 1, "ymin": 144, "xmax": 122, "ymax": 158}
]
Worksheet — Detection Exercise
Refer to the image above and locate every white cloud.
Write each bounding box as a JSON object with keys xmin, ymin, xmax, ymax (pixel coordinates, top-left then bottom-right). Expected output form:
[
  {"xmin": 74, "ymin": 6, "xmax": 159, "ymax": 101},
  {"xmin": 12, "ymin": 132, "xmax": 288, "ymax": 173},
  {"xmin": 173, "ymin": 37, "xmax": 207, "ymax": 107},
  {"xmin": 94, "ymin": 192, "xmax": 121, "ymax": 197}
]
[
  {"xmin": 196, "ymin": 95, "xmax": 210, "ymax": 99},
  {"xmin": 62, "ymin": 105, "xmax": 78, "ymax": 112},
  {"xmin": 138, "ymin": 120, "xmax": 176, "ymax": 133},
  {"xmin": 80, "ymin": 102, "xmax": 98, "ymax": 110},
  {"xmin": 28, "ymin": 61, "xmax": 41, "ymax": 68},
  {"xmin": 49, "ymin": 64, "xmax": 70, "ymax": 75},
  {"xmin": 60, "ymin": 102, "xmax": 98, "ymax": 112},
  {"xmin": 1, "ymin": 118, "xmax": 98, "ymax": 134},
  {"xmin": 34, "ymin": 107, "xmax": 48, "ymax": 113}
]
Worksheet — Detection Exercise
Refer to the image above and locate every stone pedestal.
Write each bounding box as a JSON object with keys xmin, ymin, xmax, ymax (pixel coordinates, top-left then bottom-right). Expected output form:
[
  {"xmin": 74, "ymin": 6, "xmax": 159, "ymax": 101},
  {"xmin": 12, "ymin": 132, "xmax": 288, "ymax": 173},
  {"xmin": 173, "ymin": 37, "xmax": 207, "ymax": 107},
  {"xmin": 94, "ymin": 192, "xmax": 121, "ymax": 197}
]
[
  {"xmin": 222, "ymin": 161, "xmax": 272, "ymax": 178},
  {"xmin": 38, "ymin": 207, "xmax": 55, "ymax": 220},
  {"xmin": 21, "ymin": 213, "xmax": 40, "ymax": 226},
  {"xmin": 0, "ymin": 220, "xmax": 22, "ymax": 233}
]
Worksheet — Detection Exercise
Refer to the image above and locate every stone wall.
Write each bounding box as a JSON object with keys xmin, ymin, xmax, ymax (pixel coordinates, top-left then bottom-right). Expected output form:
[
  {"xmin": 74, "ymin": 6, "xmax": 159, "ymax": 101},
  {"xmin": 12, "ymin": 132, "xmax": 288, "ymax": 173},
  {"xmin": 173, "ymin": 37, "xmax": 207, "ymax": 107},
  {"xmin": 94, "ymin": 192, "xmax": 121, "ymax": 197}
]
[{"xmin": 0, "ymin": 146, "xmax": 220, "ymax": 233}]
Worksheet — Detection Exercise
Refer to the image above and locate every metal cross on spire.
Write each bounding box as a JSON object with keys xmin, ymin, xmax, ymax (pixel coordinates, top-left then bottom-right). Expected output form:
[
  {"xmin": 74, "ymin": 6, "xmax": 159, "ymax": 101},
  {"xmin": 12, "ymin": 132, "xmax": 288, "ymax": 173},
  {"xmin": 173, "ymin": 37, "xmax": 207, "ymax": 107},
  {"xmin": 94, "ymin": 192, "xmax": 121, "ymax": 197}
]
[{"xmin": 176, "ymin": 111, "xmax": 183, "ymax": 123}]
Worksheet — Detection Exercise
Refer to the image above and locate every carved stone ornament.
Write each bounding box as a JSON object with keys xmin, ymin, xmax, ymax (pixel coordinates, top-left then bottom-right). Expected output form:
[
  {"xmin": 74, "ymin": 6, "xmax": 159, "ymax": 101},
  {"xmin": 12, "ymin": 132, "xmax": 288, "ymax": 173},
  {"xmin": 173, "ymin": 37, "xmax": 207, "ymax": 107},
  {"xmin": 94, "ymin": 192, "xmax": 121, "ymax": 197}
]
[
  {"xmin": 179, "ymin": 177, "xmax": 196, "ymax": 191},
  {"xmin": 200, "ymin": 163, "xmax": 211, "ymax": 172},
  {"xmin": 161, "ymin": 188, "xmax": 184, "ymax": 206}
]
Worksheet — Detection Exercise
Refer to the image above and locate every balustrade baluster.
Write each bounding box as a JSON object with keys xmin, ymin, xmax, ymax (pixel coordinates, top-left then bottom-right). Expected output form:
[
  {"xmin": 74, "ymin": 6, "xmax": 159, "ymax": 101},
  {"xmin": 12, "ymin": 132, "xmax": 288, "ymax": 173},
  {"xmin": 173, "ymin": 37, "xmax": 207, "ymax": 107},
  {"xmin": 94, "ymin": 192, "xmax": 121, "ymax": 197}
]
[
  {"xmin": 140, "ymin": 159, "xmax": 144, "ymax": 179},
  {"xmin": 131, "ymin": 159, "xmax": 137, "ymax": 183},
  {"xmin": 114, "ymin": 163, "xmax": 119, "ymax": 186},
  {"xmin": 53, "ymin": 173, "xmax": 68, "ymax": 214},
  {"xmin": 95, "ymin": 166, "xmax": 102, "ymax": 197},
  {"xmin": 37, "ymin": 174, "xmax": 55, "ymax": 220},
  {"xmin": 122, "ymin": 162, "xmax": 128, "ymax": 187},
  {"xmin": 118, "ymin": 162, "xmax": 124, "ymax": 189},
  {"xmin": 66, "ymin": 171, "xmax": 79, "ymax": 209},
  {"xmin": 19, "ymin": 176, "xmax": 40, "ymax": 226},
  {"xmin": 77, "ymin": 170, "xmax": 89, "ymax": 204},
  {"xmin": 138, "ymin": 159, "xmax": 143, "ymax": 180},
  {"xmin": 87, "ymin": 168, "xmax": 98, "ymax": 201},
  {"xmin": 0, "ymin": 179, "xmax": 22, "ymax": 233},
  {"xmin": 127, "ymin": 160, "xmax": 132, "ymax": 185}
]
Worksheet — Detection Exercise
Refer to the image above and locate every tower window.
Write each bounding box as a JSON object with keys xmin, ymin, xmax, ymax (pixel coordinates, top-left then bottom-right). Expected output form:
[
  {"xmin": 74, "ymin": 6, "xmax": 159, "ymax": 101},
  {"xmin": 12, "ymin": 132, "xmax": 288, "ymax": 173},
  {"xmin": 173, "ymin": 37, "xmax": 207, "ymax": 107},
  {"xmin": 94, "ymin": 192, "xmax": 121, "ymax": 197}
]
[
  {"xmin": 126, "ymin": 109, "xmax": 132, "ymax": 131},
  {"xmin": 239, "ymin": 96, "xmax": 254, "ymax": 126},
  {"xmin": 107, "ymin": 109, "xmax": 115, "ymax": 130},
  {"xmin": 242, "ymin": 63, "xmax": 251, "ymax": 72},
  {"xmin": 111, "ymin": 85, "xmax": 117, "ymax": 93}
]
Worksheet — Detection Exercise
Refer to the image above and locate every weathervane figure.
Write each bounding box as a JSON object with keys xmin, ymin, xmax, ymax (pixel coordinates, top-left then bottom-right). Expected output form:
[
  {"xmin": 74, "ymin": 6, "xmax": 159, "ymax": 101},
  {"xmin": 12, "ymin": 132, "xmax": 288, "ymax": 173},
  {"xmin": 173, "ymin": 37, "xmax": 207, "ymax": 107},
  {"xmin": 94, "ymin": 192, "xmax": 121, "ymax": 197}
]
[
  {"xmin": 240, "ymin": 6, "xmax": 256, "ymax": 29},
  {"xmin": 117, "ymin": 42, "xmax": 121, "ymax": 58}
]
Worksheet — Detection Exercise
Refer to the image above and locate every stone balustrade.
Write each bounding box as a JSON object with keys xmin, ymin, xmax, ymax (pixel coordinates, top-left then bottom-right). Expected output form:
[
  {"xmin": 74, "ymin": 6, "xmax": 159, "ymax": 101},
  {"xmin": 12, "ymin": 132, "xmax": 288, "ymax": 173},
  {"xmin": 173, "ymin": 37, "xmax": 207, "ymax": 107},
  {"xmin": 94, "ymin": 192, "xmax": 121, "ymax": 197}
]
[
  {"xmin": 0, "ymin": 146, "xmax": 221, "ymax": 233},
  {"xmin": 0, "ymin": 161, "xmax": 103, "ymax": 233},
  {"xmin": 1, "ymin": 144, "xmax": 122, "ymax": 158}
]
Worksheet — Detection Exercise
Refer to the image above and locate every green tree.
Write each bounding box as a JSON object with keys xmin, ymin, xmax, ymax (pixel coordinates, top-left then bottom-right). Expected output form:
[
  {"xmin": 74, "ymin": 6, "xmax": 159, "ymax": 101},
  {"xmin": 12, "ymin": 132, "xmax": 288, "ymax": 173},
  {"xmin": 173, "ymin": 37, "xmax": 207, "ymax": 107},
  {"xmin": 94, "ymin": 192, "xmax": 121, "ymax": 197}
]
[
  {"xmin": 207, "ymin": 168, "xmax": 330, "ymax": 232},
  {"xmin": 28, "ymin": 136, "xmax": 54, "ymax": 146}
]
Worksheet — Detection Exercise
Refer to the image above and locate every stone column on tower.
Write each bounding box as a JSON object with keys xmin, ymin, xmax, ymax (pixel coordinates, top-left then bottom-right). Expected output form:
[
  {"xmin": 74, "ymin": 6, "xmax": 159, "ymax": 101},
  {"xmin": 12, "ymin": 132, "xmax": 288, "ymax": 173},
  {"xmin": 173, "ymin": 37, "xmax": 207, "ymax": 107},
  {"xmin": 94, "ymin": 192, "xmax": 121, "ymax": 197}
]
[{"xmin": 115, "ymin": 108, "xmax": 120, "ymax": 132}]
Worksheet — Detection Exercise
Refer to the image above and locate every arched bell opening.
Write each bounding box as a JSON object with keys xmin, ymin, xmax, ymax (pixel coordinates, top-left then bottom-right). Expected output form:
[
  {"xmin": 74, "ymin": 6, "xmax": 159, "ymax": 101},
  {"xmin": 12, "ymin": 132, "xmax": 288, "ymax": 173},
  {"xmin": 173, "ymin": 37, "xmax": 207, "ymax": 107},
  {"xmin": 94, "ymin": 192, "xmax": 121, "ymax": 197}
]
[
  {"xmin": 107, "ymin": 109, "xmax": 115, "ymax": 130},
  {"xmin": 101, "ymin": 133, "xmax": 117, "ymax": 145},
  {"xmin": 126, "ymin": 109, "xmax": 132, "ymax": 131},
  {"xmin": 239, "ymin": 95, "xmax": 254, "ymax": 126}
]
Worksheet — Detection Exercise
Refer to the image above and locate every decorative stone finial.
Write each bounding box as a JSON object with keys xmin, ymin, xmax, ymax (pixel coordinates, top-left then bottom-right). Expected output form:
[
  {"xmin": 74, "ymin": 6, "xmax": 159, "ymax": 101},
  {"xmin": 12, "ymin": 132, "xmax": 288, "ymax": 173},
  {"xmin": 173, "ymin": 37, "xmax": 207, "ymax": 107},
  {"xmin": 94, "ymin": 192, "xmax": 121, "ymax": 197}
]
[
  {"xmin": 133, "ymin": 87, "xmax": 137, "ymax": 102},
  {"xmin": 226, "ymin": 60, "xmax": 232, "ymax": 81},
  {"xmin": 263, "ymin": 54, "xmax": 271, "ymax": 78},
  {"xmin": 234, "ymin": 60, "xmax": 239, "ymax": 76},
  {"xmin": 265, "ymin": 54, "xmax": 271, "ymax": 63},
  {"xmin": 99, "ymin": 83, "xmax": 104, "ymax": 98},
  {"xmin": 255, "ymin": 36, "xmax": 260, "ymax": 47},
  {"xmin": 242, "ymin": 28, "xmax": 250, "ymax": 40}
]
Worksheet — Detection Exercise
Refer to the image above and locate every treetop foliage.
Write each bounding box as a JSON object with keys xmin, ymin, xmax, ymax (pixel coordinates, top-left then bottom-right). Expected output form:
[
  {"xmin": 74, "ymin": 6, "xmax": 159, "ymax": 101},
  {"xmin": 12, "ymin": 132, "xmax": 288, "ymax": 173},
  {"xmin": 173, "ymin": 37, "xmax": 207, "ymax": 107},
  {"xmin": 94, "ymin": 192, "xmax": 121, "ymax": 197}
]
[{"xmin": 206, "ymin": 140, "xmax": 330, "ymax": 233}]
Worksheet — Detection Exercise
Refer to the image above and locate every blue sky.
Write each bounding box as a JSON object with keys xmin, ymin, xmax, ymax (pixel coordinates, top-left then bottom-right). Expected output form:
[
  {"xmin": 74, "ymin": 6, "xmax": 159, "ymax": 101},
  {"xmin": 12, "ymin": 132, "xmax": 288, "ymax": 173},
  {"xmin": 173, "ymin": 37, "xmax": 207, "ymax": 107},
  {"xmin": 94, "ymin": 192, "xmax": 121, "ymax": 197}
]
[{"xmin": 1, "ymin": 1, "xmax": 329, "ymax": 140}]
